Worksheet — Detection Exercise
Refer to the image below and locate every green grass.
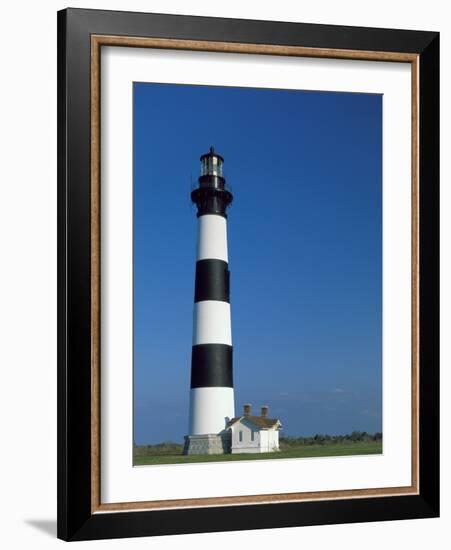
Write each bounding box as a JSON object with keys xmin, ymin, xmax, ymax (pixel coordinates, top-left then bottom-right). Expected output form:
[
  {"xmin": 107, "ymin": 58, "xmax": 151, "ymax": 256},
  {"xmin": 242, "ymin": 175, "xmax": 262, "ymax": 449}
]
[{"xmin": 133, "ymin": 441, "xmax": 382, "ymax": 466}]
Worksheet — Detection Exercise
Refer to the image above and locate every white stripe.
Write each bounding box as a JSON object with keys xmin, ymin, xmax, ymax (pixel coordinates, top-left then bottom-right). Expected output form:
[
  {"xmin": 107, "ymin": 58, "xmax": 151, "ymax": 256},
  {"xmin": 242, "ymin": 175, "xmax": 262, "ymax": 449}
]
[
  {"xmin": 193, "ymin": 301, "xmax": 232, "ymax": 345},
  {"xmin": 189, "ymin": 387, "xmax": 235, "ymax": 434},
  {"xmin": 197, "ymin": 214, "xmax": 228, "ymax": 262}
]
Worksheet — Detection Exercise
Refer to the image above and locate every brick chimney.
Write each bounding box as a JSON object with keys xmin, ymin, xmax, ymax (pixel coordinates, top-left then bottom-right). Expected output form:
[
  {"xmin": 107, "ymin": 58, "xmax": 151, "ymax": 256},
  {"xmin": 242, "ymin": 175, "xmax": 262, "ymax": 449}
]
[
  {"xmin": 261, "ymin": 405, "xmax": 269, "ymax": 417},
  {"xmin": 243, "ymin": 404, "xmax": 251, "ymax": 416}
]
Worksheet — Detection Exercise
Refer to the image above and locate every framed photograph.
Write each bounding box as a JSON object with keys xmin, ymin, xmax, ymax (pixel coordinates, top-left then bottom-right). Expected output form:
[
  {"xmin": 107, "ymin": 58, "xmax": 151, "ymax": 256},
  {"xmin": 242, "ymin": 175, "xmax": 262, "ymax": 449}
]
[{"xmin": 57, "ymin": 8, "xmax": 439, "ymax": 541}]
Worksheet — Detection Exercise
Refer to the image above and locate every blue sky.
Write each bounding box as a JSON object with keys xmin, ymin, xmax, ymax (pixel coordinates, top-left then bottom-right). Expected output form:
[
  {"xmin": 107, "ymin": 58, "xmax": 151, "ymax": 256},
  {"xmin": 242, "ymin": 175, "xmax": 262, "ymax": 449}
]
[{"xmin": 133, "ymin": 82, "xmax": 382, "ymax": 445}]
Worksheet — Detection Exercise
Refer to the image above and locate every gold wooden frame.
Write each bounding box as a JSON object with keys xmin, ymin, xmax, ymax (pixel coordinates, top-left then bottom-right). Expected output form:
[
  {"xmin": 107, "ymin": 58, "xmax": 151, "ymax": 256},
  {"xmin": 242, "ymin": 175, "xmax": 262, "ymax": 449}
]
[{"xmin": 90, "ymin": 35, "xmax": 419, "ymax": 514}]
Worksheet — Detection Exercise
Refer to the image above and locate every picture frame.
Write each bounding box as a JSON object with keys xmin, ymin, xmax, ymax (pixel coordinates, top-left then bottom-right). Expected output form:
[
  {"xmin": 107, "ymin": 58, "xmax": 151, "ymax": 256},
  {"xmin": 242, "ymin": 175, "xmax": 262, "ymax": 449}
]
[{"xmin": 57, "ymin": 7, "xmax": 439, "ymax": 541}]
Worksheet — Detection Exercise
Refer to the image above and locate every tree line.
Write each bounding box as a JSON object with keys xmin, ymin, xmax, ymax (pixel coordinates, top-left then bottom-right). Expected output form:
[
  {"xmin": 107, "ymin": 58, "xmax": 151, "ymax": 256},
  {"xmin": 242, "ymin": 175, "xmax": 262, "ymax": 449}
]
[{"xmin": 280, "ymin": 431, "xmax": 382, "ymax": 448}]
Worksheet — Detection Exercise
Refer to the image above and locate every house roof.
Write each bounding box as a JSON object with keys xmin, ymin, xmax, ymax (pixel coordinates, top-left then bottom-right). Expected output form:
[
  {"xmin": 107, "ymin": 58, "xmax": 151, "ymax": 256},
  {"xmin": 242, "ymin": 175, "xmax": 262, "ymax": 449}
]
[{"xmin": 226, "ymin": 415, "xmax": 281, "ymax": 430}]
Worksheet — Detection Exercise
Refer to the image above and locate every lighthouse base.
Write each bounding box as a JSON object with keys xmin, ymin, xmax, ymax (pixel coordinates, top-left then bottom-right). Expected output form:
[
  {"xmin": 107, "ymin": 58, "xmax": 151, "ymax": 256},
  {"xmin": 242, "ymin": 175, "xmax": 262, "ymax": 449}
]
[{"xmin": 183, "ymin": 433, "xmax": 231, "ymax": 455}]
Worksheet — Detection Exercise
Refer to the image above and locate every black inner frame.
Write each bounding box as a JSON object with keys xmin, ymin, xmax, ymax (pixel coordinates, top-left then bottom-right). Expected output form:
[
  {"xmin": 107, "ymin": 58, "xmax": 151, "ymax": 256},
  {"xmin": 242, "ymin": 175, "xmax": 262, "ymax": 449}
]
[{"xmin": 57, "ymin": 8, "xmax": 439, "ymax": 542}]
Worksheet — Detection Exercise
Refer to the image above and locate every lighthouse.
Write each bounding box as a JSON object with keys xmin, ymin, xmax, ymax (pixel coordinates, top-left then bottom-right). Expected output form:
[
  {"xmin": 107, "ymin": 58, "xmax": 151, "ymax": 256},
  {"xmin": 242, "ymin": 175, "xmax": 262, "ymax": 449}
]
[{"xmin": 183, "ymin": 147, "xmax": 235, "ymax": 455}]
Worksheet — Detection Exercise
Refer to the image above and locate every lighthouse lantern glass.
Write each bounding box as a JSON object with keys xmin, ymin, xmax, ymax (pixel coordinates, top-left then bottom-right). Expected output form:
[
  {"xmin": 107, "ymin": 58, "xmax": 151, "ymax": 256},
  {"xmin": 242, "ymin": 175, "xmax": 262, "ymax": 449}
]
[{"xmin": 201, "ymin": 155, "xmax": 223, "ymax": 177}]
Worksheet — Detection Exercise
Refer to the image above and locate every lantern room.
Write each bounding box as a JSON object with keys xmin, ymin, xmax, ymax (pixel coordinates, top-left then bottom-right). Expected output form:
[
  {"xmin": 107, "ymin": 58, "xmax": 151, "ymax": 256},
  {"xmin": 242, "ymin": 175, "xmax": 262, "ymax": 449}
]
[{"xmin": 200, "ymin": 146, "xmax": 224, "ymax": 177}]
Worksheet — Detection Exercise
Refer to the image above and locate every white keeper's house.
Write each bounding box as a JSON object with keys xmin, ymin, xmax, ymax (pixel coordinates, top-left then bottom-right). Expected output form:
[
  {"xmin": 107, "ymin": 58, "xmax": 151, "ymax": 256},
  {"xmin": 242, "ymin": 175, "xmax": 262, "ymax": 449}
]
[{"xmin": 225, "ymin": 404, "xmax": 282, "ymax": 454}]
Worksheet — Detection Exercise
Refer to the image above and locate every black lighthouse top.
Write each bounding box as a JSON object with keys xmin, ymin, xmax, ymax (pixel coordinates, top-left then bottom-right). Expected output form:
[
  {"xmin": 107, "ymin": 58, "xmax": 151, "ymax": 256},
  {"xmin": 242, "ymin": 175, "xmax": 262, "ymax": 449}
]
[{"xmin": 191, "ymin": 147, "xmax": 233, "ymax": 218}]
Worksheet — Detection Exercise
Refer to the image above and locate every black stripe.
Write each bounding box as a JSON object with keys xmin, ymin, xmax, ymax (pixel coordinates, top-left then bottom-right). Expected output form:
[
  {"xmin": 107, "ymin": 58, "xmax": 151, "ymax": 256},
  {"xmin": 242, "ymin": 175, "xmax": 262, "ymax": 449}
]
[
  {"xmin": 190, "ymin": 344, "xmax": 233, "ymax": 388},
  {"xmin": 191, "ymin": 186, "xmax": 232, "ymax": 218},
  {"xmin": 194, "ymin": 259, "xmax": 230, "ymax": 303}
]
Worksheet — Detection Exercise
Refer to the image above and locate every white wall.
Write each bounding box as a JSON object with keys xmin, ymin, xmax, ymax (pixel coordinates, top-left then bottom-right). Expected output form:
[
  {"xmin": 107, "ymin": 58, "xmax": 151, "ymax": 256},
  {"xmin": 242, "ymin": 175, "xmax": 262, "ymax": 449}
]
[
  {"xmin": 232, "ymin": 420, "xmax": 255, "ymax": 452},
  {"xmin": 0, "ymin": 1, "xmax": 448, "ymax": 549},
  {"xmin": 231, "ymin": 422, "xmax": 280, "ymax": 453},
  {"xmin": 259, "ymin": 429, "xmax": 280, "ymax": 453},
  {"xmin": 189, "ymin": 387, "xmax": 235, "ymax": 434},
  {"xmin": 231, "ymin": 419, "xmax": 260, "ymax": 452},
  {"xmin": 267, "ymin": 429, "xmax": 279, "ymax": 452}
]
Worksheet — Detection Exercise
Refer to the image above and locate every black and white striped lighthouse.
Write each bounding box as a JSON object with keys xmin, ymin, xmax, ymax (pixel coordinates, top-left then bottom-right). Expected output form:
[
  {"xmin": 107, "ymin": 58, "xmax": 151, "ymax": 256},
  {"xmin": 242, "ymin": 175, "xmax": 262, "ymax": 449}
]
[{"xmin": 184, "ymin": 147, "xmax": 235, "ymax": 455}]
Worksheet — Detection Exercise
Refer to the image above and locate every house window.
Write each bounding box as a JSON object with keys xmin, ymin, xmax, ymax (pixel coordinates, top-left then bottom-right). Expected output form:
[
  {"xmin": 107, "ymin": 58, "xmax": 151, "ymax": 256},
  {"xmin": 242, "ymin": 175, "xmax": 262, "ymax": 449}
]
[
  {"xmin": 251, "ymin": 431, "xmax": 255, "ymax": 442},
  {"xmin": 239, "ymin": 430, "xmax": 243, "ymax": 442}
]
